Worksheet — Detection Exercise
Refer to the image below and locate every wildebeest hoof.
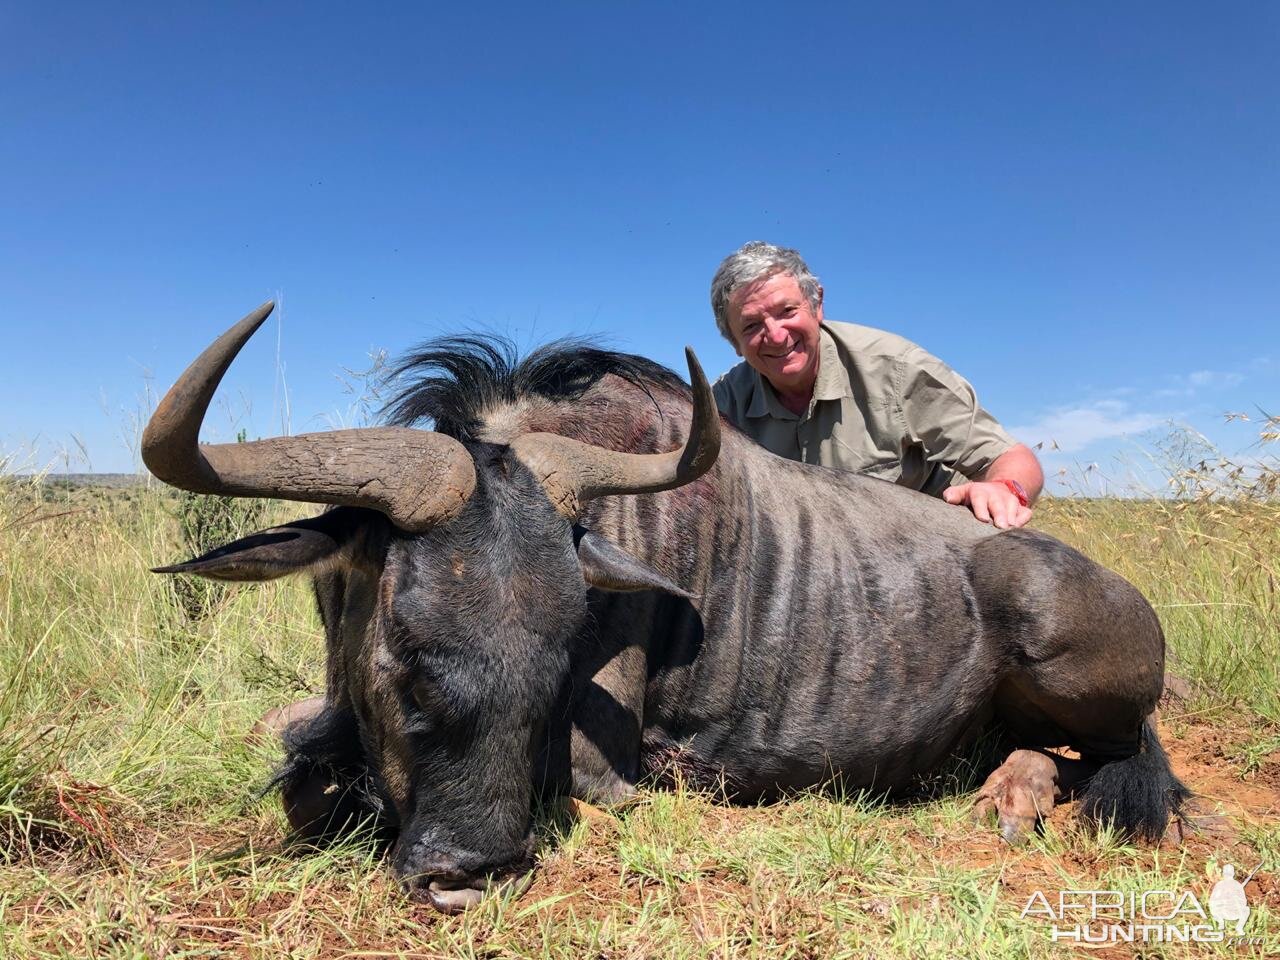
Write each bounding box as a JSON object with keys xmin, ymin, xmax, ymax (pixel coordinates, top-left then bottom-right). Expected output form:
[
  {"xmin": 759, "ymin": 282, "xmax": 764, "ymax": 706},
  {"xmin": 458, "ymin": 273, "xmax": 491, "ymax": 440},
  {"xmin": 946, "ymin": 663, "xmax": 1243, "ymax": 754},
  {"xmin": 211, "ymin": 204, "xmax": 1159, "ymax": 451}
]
[
  {"xmin": 1159, "ymin": 796, "xmax": 1233, "ymax": 848},
  {"xmin": 247, "ymin": 694, "xmax": 325, "ymax": 745},
  {"xmin": 572, "ymin": 768, "xmax": 640, "ymax": 808},
  {"xmin": 971, "ymin": 749, "xmax": 1058, "ymax": 844},
  {"xmin": 564, "ymin": 796, "xmax": 614, "ymax": 823},
  {"xmin": 1160, "ymin": 673, "xmax": 1196, "ymax": 705}
]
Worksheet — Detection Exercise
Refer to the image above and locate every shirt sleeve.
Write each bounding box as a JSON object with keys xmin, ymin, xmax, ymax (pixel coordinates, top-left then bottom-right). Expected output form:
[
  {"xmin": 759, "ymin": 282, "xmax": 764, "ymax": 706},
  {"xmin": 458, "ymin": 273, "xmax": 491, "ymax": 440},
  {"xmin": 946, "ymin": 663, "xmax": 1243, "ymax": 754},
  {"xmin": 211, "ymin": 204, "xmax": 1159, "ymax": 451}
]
[{"xmin": 895, "ymin": 346, "xmax": 1017, "ymax": 479}]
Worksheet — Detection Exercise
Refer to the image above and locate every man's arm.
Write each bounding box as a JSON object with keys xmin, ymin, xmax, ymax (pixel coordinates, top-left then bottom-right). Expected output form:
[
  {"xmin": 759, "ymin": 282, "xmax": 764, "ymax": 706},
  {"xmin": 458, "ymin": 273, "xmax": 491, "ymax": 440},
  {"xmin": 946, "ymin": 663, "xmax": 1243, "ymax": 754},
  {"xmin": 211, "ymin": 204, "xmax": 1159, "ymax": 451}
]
[
  {"xmin": 942, "ymin": 442, "xmax": 1044, "ymax": 529},
  {"xmin": 893, "ymin": 344, "xmax": 1043, "ymax": 529}
]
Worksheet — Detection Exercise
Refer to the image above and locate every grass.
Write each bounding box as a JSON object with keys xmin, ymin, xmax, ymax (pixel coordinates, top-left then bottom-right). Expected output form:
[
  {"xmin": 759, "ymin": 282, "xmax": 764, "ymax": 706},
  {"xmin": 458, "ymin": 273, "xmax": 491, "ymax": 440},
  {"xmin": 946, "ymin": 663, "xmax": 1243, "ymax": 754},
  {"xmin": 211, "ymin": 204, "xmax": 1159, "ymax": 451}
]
[
  {"xmin": 1034, "ymin": 494, "xmax": 1280, "ymax": 724},
  {"xmin": 1, "ymin": 457, "xmax": 1278, "ymax": 958}
]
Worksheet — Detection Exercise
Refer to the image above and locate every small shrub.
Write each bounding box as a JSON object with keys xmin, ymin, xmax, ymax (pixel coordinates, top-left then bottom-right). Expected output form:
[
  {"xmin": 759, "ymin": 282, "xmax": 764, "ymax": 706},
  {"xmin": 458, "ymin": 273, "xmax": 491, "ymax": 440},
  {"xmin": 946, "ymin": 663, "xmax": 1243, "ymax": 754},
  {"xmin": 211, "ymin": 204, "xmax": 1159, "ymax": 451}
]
[
  {"xmin": 167, "ymin": 489, "xmax": 267, "ymax": 623},
  {"xmin": 165, "ymin": 431, "xmax": 269, "ymax": 624}
]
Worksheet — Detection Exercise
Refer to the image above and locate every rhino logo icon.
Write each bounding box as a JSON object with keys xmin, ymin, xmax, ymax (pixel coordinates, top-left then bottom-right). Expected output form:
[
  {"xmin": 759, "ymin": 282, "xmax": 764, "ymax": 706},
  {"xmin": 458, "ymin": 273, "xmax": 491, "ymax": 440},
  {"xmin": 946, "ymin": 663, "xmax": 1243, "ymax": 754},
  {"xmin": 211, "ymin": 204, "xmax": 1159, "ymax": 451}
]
[{"xmin": 1208, "ymin": 863, "xmax": 1253, "ymax": 935}]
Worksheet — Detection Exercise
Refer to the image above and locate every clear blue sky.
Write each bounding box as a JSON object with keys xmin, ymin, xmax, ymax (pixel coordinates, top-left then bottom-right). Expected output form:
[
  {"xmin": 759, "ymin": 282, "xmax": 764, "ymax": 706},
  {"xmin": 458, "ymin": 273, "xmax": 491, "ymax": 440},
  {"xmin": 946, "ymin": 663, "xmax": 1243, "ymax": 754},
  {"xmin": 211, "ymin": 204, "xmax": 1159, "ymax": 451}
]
[{"xmin": 2, "ymin": 2, "xmax": 1276, "ymax": 492}]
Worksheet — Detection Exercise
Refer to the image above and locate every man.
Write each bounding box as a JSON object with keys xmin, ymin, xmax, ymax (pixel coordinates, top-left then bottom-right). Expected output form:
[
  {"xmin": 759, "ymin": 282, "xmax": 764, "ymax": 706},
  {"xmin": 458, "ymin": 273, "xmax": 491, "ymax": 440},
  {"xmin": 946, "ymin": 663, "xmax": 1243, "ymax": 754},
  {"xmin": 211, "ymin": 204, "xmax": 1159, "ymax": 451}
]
[{"xmin": 710, "ymin": 241, "xmax": 1043, "ymax": 528}]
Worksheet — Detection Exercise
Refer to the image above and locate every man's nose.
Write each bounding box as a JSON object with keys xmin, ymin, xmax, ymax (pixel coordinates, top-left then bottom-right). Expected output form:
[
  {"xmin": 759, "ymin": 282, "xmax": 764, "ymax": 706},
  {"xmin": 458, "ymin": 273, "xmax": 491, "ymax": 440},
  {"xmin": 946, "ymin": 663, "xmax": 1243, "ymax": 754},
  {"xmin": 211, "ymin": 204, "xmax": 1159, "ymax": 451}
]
[{"xmin": 762, "ymin": 319, "xmax": 788, "ymax": 343}]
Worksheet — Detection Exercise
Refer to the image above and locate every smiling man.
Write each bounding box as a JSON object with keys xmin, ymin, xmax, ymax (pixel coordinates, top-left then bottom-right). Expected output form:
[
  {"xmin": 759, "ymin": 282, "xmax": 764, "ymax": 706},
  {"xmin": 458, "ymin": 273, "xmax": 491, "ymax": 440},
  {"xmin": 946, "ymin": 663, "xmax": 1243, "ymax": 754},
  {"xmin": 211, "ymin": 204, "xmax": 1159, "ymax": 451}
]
[{"xmin": 710, "ymin": 241, "xmax": 1043, "ymax": 528}]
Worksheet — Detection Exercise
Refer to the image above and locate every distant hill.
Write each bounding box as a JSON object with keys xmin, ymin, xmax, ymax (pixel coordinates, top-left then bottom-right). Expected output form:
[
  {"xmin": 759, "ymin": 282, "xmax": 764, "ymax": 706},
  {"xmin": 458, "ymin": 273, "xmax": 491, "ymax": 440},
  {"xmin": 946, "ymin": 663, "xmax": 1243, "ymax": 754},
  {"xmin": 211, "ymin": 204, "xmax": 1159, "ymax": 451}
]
[{"xmin": 21, "ymin": 473, "xmax": 148, "ymax": 489}]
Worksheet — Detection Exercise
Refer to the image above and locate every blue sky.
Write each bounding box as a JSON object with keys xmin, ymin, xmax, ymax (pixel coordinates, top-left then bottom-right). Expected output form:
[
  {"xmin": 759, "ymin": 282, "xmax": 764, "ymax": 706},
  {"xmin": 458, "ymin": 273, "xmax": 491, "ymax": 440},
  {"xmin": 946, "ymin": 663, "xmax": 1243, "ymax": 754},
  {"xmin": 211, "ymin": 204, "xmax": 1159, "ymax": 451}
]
[{"xmin": 2, "ymin": 2, "xmax": 1276, "ymax": 492}]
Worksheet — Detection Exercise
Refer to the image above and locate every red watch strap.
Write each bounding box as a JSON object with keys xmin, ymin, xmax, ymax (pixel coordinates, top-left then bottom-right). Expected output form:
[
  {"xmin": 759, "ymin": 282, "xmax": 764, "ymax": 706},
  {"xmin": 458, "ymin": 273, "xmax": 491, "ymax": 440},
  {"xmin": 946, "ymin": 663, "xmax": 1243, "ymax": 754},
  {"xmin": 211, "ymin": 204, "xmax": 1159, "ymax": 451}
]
[{"xmin": 995, "ymin": 478, "xmax": 1029, "ymax": 507}]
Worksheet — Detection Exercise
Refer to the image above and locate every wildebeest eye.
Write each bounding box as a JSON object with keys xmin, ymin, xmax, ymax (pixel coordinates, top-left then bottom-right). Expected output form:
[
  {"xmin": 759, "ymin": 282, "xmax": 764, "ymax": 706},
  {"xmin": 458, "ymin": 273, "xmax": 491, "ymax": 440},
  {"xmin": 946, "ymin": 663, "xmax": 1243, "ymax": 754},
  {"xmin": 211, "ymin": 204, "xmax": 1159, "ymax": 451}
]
[
  {"xmin": 404, "ymin": 654, "xmax": 479, "ymax": 729},
  {"xmin": 409, "ymin": 673, "xmax": 470, "ymax": 727},
  {"xmin": 411, "ymin": 678, "xmax": 440, "ymax": 713}
]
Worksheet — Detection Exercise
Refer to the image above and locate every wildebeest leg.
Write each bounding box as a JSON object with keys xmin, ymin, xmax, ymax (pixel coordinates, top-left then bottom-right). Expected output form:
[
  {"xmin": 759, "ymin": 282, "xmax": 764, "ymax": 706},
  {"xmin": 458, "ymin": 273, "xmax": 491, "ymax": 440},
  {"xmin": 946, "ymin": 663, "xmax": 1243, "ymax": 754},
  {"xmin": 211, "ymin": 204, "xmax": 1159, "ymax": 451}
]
[
  {"xmin": 974, "ymin": 532, "xmax": 1188, "ymax": 840},
  {"xmin": 569, "ymin": 643, "xmax": 646, "ymax": 804},
  {"xmin": 281, "ymin": 767, "xmax": 364, "ymax": 840},
  {"xmin": 971, "ymin": 749, "xmax": 1099, "ymax": 843},
  {"xmin": 246, "ymin": 694, "xmax": 359, "ymax": 838},
  {"xmin": 565, "ymin": 592, "xmax": 655, "ymax": 805},
  {"xmin": 273, "ymin": 705, "xmax": 380, "ymax": 843},
  {"xmin": 249, "ymin": 695, "xmax": 326, "ymax": 745}
]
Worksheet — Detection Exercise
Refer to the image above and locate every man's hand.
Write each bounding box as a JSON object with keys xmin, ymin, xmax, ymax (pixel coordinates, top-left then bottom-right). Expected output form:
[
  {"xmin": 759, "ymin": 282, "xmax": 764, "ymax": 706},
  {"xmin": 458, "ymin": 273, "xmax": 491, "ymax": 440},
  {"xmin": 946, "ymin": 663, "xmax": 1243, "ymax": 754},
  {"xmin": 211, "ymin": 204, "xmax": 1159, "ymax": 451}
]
[
  {"xmin": 945, "ymin": 443, "xmax": 1043, "ymax": 528},
  {"xmin": 943, "ymin": 481, "xmax": 1033, "ymax": 529}
]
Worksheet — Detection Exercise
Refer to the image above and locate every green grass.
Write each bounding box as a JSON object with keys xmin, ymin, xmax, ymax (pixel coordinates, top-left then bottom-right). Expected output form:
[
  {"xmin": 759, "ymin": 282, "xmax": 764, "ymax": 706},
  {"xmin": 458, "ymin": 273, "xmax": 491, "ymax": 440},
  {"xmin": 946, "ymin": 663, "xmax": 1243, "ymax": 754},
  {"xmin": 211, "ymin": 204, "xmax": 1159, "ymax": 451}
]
[{"xmin": 1, "ymin": 475, "xmax": 1277, "ymax": 958}]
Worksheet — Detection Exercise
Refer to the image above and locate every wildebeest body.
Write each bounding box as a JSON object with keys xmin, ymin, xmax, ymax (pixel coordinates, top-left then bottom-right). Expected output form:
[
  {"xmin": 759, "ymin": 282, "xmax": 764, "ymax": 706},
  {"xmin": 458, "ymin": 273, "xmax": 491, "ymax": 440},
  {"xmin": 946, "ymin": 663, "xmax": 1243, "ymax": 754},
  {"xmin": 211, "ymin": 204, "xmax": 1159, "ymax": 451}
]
[{"xmin": 533, "ymin": 381, "xmax": 1163, "ymax": 804}]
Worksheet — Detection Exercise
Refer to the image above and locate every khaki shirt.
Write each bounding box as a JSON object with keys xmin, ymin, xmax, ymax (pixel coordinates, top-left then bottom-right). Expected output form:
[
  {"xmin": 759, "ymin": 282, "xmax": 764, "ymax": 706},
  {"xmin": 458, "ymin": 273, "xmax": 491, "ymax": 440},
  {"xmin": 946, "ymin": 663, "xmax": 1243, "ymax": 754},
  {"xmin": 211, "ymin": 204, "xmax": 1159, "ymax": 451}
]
[{"xmin": 712, "ymin": 322, "xmax": 1017, "ymax": 496}]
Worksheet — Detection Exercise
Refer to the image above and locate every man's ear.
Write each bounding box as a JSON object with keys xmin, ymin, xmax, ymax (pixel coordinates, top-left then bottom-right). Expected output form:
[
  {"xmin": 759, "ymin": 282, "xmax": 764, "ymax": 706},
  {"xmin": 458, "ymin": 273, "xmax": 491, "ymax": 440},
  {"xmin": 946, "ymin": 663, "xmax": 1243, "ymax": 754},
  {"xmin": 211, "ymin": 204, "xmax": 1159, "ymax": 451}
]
[
  {"xmin": 573, "ymin": 527, "xmax": 693, "ymax": 599},
  {"xmin": 152, "ymin": 508, "xmax": 367, "ymax": 582}
]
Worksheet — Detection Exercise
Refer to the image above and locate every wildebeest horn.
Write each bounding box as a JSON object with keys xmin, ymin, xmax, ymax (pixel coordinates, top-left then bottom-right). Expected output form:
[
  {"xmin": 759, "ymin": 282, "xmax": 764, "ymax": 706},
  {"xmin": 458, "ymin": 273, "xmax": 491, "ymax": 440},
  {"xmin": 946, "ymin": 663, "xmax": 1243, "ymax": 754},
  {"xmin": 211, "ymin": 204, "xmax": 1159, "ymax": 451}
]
[
  {"xmin": 141, "ymin": 301, "xmax": 476, "ymax": 531},
  {"xmin": 510, "ymin": 347, "xmax": 721, "ymax": 517}
]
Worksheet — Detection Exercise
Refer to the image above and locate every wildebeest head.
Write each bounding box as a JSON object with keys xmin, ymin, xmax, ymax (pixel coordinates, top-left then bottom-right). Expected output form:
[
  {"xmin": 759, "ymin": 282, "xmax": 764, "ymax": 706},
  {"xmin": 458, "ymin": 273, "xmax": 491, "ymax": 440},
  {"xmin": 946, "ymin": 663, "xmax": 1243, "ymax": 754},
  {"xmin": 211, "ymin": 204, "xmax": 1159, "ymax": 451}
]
[{"xmin": 142, "ymin": 303, "xmax": 719, "ymax": 912}]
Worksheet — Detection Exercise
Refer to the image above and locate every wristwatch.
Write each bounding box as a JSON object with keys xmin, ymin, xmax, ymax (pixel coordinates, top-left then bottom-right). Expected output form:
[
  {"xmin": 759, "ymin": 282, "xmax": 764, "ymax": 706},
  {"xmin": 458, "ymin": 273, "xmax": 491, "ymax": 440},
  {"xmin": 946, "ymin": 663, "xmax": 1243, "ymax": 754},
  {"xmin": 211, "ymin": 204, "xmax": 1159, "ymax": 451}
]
[{"xmin": 995, "ymin": 478, "xmax": 1029, "ymax": 507}]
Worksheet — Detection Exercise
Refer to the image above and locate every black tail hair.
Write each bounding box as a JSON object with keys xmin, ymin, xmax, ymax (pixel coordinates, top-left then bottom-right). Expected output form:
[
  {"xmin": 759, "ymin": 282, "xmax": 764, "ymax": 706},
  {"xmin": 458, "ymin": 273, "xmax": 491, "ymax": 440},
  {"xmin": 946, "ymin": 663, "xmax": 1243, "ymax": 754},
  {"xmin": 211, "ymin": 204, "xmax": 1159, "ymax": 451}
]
[{"xmin": 1078, "ymin": 717, "xmax": 1191, "ymax": 841}]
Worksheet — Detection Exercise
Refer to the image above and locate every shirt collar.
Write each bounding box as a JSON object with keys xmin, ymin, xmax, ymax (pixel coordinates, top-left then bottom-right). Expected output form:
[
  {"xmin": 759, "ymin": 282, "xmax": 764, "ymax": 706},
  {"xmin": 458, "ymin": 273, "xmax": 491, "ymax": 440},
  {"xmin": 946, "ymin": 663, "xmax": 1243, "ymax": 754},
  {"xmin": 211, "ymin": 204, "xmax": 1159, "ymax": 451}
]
[
  {"xmin": 813, "ymin": 324, "xmax": 856, "ymax": 402},
  {"xmin": 744, "ymin": 325, "xmax": 853, "ymax": 420}
]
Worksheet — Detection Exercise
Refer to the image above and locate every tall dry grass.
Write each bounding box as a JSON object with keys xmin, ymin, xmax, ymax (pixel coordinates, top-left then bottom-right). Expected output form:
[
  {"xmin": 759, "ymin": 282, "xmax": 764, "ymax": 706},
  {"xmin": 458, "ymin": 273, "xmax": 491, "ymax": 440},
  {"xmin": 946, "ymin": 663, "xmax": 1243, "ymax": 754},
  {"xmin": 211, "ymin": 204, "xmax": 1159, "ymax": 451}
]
[
  {"xmin": 0, "ymin": 482, "xmax": 320, "ymax": 862},
  {"xmin": 1035, "ymin": 417, "xmax": 1279, "ymax": 723}
]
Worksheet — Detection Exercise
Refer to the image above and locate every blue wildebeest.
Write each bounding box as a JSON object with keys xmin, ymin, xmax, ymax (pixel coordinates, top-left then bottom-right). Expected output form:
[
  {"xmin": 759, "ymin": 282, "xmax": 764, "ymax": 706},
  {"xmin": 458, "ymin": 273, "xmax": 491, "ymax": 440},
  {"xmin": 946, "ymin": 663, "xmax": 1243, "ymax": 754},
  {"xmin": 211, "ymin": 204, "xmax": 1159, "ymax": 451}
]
[{"xmin": 144, "ymin": 303, "xmax": 1187, "ymax": 913}]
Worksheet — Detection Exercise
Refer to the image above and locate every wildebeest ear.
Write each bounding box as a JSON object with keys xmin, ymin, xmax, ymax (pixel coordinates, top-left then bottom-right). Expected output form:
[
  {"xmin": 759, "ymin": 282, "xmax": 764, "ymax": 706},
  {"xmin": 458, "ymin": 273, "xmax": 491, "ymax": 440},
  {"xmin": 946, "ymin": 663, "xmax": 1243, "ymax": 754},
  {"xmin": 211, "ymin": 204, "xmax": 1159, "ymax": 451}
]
[
  {"xmin": 573, "ymin": 527, "xmax": 693, "ymax": 599},
  {"xmin": 152, "ymin": 509, "xmax": 366, "ymax": 582}
]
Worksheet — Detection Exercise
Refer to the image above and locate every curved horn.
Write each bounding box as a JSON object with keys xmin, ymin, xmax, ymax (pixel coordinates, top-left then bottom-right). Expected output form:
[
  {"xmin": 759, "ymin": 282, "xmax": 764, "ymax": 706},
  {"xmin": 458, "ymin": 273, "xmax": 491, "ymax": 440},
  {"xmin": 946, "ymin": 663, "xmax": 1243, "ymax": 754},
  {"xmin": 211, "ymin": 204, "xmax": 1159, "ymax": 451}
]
[
  {"xmin": 510, "ymin": 347, "xmax": 721, "ymax": 517},
  {"xmin": 141, "ymin": 302, "xmax": 476, "ymax": 531}
]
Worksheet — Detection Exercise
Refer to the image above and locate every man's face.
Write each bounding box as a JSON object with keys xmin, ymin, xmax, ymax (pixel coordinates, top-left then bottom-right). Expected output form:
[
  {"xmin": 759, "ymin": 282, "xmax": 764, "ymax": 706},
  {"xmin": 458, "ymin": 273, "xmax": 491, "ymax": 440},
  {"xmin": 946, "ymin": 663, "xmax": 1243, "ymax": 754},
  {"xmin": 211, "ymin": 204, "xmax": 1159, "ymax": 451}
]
[{"xmin": 726, "ymin": 273, "xmax": 823, "ymax": 397}]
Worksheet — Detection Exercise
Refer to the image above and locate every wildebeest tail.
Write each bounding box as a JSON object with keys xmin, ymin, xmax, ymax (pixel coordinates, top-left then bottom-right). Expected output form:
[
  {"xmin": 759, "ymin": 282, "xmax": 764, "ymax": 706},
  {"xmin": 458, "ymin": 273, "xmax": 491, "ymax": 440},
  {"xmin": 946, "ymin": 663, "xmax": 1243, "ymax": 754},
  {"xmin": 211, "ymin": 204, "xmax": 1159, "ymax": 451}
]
[{"xmin": 1078, "ymin": 716, "xmax": 1190, "ymax": 841}]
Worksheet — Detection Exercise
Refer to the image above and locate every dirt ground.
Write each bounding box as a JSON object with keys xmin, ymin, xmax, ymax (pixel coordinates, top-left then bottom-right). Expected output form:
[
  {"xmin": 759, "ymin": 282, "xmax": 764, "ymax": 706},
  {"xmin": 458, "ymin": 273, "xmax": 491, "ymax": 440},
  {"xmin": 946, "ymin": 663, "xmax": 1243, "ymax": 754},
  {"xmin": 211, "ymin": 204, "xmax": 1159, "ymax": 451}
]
[
  {"xmin": 531, "ymin": 710, "xmax": 1280, "ymax": 957},
  {"xmin": 7, "ymin": 705, "xmax": 1278, "ymax": 959}
]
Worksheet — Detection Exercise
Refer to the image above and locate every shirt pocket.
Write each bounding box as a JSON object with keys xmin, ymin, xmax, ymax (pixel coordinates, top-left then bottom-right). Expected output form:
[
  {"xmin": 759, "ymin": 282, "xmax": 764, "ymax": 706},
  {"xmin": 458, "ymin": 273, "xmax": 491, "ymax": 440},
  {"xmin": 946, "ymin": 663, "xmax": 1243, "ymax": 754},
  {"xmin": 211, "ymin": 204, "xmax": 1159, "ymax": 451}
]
[
  {"xmin": 829, "ymin": 433, "xmax": 900, "ymax": 479},
  {"xmin": 858, "ymin": 456, "xmax": 903, "ymax": 482}
]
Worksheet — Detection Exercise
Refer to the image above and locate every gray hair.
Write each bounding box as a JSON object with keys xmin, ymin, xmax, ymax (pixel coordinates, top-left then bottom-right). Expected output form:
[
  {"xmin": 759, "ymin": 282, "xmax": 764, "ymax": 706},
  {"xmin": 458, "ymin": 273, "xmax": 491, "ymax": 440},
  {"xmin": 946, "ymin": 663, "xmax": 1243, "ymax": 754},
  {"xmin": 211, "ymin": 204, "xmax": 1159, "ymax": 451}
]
[{"xmin": 709, "ymin": 241, "xmax": 822, "ymax": 343}]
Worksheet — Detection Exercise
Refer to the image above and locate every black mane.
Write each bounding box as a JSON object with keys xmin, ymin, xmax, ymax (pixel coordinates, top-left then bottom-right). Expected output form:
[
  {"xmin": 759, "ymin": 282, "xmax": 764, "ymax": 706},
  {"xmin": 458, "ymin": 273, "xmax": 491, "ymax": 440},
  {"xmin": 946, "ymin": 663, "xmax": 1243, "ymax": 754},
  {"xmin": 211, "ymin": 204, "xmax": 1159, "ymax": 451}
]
[{"xmin": 383, "ymin": 334, "xmax": 687, "ymax": 441}]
